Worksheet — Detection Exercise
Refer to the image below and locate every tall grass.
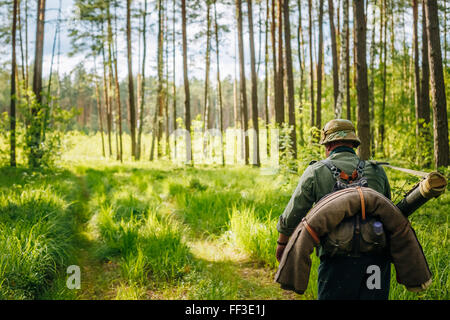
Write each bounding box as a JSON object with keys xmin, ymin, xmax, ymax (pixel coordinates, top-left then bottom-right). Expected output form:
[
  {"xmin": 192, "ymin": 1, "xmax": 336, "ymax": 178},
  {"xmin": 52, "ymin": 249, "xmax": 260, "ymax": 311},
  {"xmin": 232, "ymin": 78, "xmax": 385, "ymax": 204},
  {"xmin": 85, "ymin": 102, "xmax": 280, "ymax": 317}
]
[
  {"xmin": 227, "ymin": 206, "xmax": 278, "ymax": 269},
  {"xmin": 91, "ymin": 191, "xmax": 193, "ymax": 285},
  {"xmin": 0, "ymin": 188, "xmax": 75, "ymax": 299}
]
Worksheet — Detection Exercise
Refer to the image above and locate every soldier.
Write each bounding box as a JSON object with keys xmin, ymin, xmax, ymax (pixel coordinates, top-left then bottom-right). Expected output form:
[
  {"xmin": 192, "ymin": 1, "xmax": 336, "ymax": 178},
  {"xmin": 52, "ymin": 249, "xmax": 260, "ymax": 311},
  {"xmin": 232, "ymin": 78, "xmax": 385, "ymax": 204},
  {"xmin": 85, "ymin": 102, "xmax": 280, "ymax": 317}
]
[{"xmin": 275, "ymin": 119, "xmax": 392, "ymax": 300}]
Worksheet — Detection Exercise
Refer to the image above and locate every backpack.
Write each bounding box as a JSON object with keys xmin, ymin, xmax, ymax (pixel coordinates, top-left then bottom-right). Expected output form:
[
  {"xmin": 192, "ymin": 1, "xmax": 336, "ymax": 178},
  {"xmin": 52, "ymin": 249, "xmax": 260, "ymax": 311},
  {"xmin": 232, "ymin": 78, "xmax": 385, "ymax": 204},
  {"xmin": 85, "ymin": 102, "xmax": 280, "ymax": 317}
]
[{"xmin": 320, "ymin": 159, "xmax": 387, "ymax": 257}]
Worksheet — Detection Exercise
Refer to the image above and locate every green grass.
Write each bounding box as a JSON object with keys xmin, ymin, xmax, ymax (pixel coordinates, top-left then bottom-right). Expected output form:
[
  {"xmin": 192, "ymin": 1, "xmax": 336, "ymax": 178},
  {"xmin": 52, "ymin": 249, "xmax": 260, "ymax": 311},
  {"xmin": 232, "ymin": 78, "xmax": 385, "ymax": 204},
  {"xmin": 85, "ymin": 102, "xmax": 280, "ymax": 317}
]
[
  {"xmin": 0, "ymin": 184, "xmax": 76, "ymax": 299},
  {"xmin": 0, "ymin": 131, "xmax": 448, "ymax": 300}
]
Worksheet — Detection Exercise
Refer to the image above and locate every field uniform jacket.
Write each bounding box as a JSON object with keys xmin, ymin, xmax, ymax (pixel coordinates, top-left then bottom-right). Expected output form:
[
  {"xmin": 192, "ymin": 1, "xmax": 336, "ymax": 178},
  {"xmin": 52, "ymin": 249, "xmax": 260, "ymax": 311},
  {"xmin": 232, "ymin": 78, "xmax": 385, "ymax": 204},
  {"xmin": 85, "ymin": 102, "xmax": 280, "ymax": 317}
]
[
  {"xmin": 274, "ymin": 187, "xmax": 432, "ymax": 294},
  {"xmin": 277, "ymin": 149, "xmax": 391, "ymax": 238}
]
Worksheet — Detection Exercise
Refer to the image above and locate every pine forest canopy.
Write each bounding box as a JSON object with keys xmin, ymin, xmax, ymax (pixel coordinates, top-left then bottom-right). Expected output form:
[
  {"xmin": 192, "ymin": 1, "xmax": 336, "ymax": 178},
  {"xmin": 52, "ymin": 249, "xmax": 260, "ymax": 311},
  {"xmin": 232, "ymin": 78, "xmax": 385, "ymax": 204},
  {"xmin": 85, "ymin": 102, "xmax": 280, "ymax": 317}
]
[{"xmin": 1, "ymin": 0, "xmax": 449, "ymax": 169}]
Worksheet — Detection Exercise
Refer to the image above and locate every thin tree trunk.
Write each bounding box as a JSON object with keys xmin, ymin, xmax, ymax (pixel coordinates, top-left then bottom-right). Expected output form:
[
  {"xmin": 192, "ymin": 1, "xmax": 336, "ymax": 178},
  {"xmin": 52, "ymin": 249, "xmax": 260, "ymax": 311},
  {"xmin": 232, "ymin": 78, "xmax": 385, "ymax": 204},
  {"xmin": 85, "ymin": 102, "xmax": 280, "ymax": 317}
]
[
  {"xmin": 283, "ymin": 0, "xmax": 296, "ymax": 159},
  {"xmin": 236, "ymin": 0, "xmax": 249, "ymax": 165},
  {"xmin": 336, "ymin": 0, "xmax": 349, "ymax": 119},
  {"xmin": 164, "ymin": 1, "xmax": 170, "ymax": 158},
  {"xmin": 181, "ymin": 0, "xmax": 192, "ymax": 164},
  {"xmin": 214, "ymin": 0, "xmax": 225, "ymax": 166},
  {"xmin": 172, "ymin": 0, "xmax": 177, "ymax": 158},
  {"xmin": 203, "ymin": 2, "xmax": 212, "ymax": 134},
  {"xmin": 127, "ymin": 0, "xmax": 137, "ymax": 159},
  {"xmin": 271, "ymin": 0, "xmax": 278, "ymax": 124},
  {"xmin": 137, "ymin": 0, "xmax": 148, "ymax": 160},
  {"xmin": 106, "ymin": 3, "xmax": 122, "ymax": 161},
  {"xmin": 420, "ymin": 0, "xmax": 431, "ymax": 130},
  {"xmin": 152, "ymin": 0, "xmax": 165, "ymax": 160},
  {"xmin": 30, "ymin": 0, "xmax": 46, "ymax": 167},
  {"xmin": 101, "ymin": 24, "xmax": 112, "ymax": 157},
  {"xmin": 93, "ymin": 55, "xmax": 106, "ymax": 158},
  {"xmin": 413, "ymin": 0, "xmax": 422, "ymax": 156},
  {"xmin": 369, "ymin": 0, "xmax": 376, "ymax": 157},
  {"xmin": 265, "ymin": 0, "xmax": 270, "ymax": 127},
  {"xmin": 297, "ymin": 0, "xmax": 305, "ymax": 144},
  {"xmin": 276, "ymin": 0, "xmax": 284, "ymax": 126},
  {"xmin": 112, "ymin": 11, "xmax": 123, "ymax": 162},
  {"xmin": 316, "ymin": 0, "xmax": 324, "ymax": 130},
  {"xmin": 10, "ymin": 0, "xmax": 18, "ymax": 167},
  {"xmin": 345, "ymin": 0, "xmax": 351, "ymax": 120},
  {"xmin": 380, "ymin": 0, "xmax": 387, "ymax": 156},
  {"xmin": 248, "ymin": 0, "xmax": 261, "ymax": 166},
  {"xmin": 354, "ymin": 0, "xmax": 370, "ymax": 160},
  {"xmin": 424, "ymin": 0, "xmax": 449, "ymax": 168},
  {"xmin": 328, "ymin": 0, "xmax": 339, "ymax": 113},
  {"xmin": 265, "ymin": 0, "xmax": 270, "ymax": 153},
  {"xmin": 308, "ymin": 0, "xmax": 315, "ymax": 127}
]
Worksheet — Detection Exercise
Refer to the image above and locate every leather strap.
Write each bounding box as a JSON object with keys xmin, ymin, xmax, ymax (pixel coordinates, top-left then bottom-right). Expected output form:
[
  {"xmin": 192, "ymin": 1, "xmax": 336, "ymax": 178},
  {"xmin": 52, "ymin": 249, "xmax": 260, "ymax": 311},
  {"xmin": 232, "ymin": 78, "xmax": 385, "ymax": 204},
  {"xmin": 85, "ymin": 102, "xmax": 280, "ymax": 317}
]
[
  {"xmin": 357, "ymin": 187, "xmax": 366, "ymax": 220},
  {"xmin": 302, "ymin": 218, "xmax": 320, "ymax": 245}
]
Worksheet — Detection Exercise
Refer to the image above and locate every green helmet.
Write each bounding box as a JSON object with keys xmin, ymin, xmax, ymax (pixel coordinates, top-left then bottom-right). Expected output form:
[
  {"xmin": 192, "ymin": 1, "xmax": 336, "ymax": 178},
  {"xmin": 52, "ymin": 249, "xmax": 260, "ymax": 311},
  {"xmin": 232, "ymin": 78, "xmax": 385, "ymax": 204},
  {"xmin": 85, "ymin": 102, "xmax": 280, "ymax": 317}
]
[{"xmin": 319, "ymin": 119, "xmax": 361, "ymax": 147}]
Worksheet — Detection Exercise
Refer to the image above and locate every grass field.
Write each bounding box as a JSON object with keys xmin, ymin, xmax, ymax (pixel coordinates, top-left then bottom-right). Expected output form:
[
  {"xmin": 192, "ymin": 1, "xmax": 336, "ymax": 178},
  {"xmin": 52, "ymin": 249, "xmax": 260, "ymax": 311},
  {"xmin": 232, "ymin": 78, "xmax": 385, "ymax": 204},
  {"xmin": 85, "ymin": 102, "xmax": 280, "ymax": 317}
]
[{"xmin": 0, "ymin": 132, "xmax": 448, "ymax": 300}]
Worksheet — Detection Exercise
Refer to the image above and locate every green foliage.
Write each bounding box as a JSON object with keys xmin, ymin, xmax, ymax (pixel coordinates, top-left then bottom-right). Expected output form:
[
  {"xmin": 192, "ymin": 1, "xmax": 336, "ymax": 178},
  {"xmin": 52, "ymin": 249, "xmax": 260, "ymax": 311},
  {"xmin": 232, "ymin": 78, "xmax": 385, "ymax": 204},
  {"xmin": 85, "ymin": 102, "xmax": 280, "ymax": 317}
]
[
  {"xmin": 0, "ymin": 187, "xmax": 75, "ymax": 299},
  {"xmin": 227, "ymin": 206, "xmax": 278, "ymax": 269}
]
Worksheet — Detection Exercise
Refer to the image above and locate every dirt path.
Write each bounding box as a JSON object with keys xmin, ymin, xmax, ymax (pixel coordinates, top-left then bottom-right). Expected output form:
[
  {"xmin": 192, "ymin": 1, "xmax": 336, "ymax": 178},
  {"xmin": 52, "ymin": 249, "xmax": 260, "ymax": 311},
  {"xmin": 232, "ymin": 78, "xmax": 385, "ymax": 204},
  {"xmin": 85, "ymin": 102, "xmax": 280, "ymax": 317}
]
[{"xmin": 70, "ymin": 170, "xmax": 305, "ymax": 300}]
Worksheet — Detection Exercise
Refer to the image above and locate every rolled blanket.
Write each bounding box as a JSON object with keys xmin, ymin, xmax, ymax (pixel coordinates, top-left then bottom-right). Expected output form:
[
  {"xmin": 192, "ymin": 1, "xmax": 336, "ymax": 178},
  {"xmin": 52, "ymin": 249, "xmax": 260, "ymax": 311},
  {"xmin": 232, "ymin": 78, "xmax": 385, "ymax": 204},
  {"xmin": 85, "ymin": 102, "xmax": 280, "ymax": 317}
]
[{"xmin": 275, "ymin": 187, "xmax": 432, "ymax": 294}]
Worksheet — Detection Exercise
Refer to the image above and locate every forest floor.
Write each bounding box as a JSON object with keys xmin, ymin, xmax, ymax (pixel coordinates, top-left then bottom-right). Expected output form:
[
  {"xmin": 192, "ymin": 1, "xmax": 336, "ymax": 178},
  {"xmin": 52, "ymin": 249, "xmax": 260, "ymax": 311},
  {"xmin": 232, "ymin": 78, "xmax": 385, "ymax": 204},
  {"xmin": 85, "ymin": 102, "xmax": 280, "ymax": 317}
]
[
  {"xmin": 0, "ymin": 138, "xmax": 448, "ymax": 300},
  {"xmin": 65, "ymin": 161, "xmax": 305, "ymax": 300}
]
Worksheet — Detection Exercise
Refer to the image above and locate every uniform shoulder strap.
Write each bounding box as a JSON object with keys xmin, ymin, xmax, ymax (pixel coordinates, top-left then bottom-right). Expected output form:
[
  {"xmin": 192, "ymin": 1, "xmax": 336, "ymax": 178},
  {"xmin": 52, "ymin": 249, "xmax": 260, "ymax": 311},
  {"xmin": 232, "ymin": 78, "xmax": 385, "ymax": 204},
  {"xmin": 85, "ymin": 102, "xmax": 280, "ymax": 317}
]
[
  {"xmin": 321, "ymin": 159, "xmax": 341, "ymax": 179},
  {"xmin": 321, "ymin": 158, "xmax": 365, "ymax": 181},
  {"xmin": 356, "ymin": 159, "xmax": 366, "ymax": 177}
]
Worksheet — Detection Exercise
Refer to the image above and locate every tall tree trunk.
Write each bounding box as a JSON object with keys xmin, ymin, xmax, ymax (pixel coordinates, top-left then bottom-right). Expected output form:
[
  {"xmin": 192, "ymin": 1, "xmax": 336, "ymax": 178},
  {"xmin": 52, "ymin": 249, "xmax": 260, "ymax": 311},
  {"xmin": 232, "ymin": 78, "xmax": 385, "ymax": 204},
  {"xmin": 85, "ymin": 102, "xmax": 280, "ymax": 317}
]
[
  {"xmin": 203, "ymin": 1, "xmax": 212, "ymax": 133},
  {"xmin": 137, "ymin": 0, "xmax": 148, "ymax": 160},
  {"xmin": 336, "ymin": 0, "xmax": 349, "ymax": 119},
  {"xmin": 32, "ymin": 0, "xmax": 45, "ymax": 105},
  {"xmin": 345, "ymin": 0, "xmax": 351, "ymax": 120},
  {"xmin": 172, "ymin": 0, "xmax": 177, "ymax": 158},
  {"xmin": 152, "ymin": 0, "xmax": 165, "ymax": 160},
  {"xmin": 164, "ymin": 1, "xmax": 170, "ymax": 158},
  {"xmin": 424, "ymin": 0, "xmax": 449, "ymax": 168},
  {"xmin": 316, "ymin": 0, "xmax": 324, "ymax": 130},
  {"xmin": 30, "ymin": 0, "xmax": 46, "ymax": 167},
  {"xmin": 369, "ymin": 0, "xmax": 376, "ymax": 157},
  {"xmin": 112, "ymin": 7, "xmax": 123, "ymax": 162},
  {"xmin": 276, "ymin": 0, "xmax": 284, "ymax": 126},
  {"xmin": 181, "ymin": 0, "xmax": 192, "ymax": 164},
  {"xmin": 271, "ymin": 0, "xmax": 278, "ymax": 125},
  {"xmin": 264, "ymin": 0, "xmax": 271, "ymax": 154},
  {"xmin": 247, "ymin": 0, "xmax": 261, "ymax": 166},
  {"xmin": 101, "ymin": 24, "xmax": 112, "ymax": 157},
  {"xmin": 236, "ymin": 0, "xmax": 249, "ymax": 165},
  {"xmin": 413, "ymin": 0, "xmax": 422, "ymax": 156},
  {"xmin": 283, "ymin": 0, "xmax": 297, "ymax": 158},
  {"xmin": 379, "ymin": 0, "xmax": 387, "ymax": 156},
  {"xmin": 308, "ymin": 0, "xmax": 315, "ymax": 127},
  {"xmin": 127, "ymin": 0, "xmax": 137, "ymax": 159},
  {"xmin": 328, "ymin": 0, "xmax": 339, "ymax": 113},
  {"xmin": 297, "ymin": 0, "xmax": 305, "ymax": 144},
  {"xmin": 265, "ymin": 0, "xmax": 270, "ymax": 127},
  {"xmin": 93, "ymin": 55, "xmax": 106, "ymax": 158},
  {"xmin": 420, "ymin": 0, "xmax": 431, "ymax": 133},
  {"xmin": 214, "ymin": 0, "xmax": 225, "ymax": 166},
  {"xmin": 354, "ymin": 0, "xmax": 370, "ymax": 160},
  {"xmin": 10, "ymin": 0, "xmax": 18, "ymax": 167}
]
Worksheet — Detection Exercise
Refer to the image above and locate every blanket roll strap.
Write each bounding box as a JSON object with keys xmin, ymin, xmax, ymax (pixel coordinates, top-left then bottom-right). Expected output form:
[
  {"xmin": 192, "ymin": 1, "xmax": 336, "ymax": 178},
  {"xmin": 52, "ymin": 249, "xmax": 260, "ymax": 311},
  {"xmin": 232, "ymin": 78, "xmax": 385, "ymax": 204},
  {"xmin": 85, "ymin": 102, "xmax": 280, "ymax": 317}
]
[{"xmin": 275, "ymin": 187, "xmax": 432, "ymax": 295}]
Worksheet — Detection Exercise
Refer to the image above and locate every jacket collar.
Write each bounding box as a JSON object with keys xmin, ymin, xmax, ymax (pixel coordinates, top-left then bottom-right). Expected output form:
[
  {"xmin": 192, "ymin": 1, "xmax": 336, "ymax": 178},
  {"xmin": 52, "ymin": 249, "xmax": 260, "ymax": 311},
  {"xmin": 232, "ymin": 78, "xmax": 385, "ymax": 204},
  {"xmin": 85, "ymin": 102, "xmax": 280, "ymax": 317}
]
[{"xmin": 329, "ymin": 146, "xmax": 356, "ymax": 157}]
